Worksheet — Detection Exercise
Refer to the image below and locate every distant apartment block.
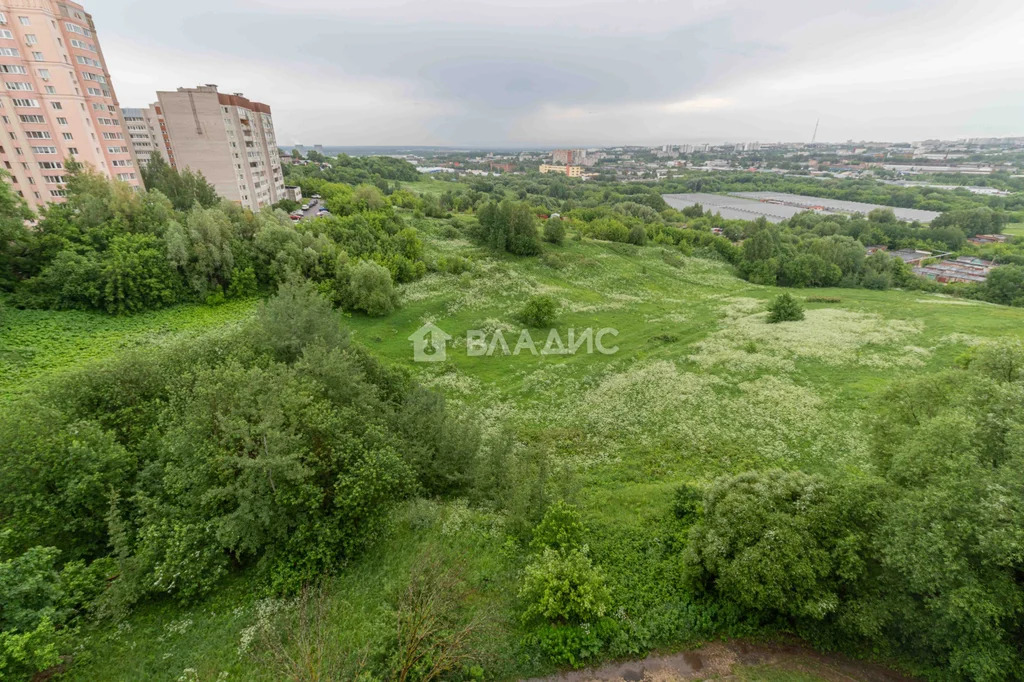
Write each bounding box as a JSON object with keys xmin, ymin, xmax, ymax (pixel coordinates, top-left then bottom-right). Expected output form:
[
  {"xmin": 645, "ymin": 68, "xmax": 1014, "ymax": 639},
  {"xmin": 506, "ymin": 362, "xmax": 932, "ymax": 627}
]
[
  {"xmin": 552, "ymin": 149, "xmax": 586, "ymax": 165},
  {"xmin": 153, "ymin": 84, "xmax": 284, "ymax": 210},
  {"xmin": 0, "ymin": 0, "xmax": 141, "ymax": 211},
  {"xmin": 120, "ymin": 105, "xmax": 165, "ymax": 167},
  {"xmin": 539, "ymin": 164, "xmax": 583, "ymax": 178}
]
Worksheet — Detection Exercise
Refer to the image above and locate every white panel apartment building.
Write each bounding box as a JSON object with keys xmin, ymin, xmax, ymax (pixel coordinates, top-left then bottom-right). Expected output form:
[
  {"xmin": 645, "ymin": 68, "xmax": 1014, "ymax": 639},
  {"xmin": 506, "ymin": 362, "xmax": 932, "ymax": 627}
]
[
  {"xmin": 120, "ymin": 105, "xmax": 165, "ymax": 167},
  {"xmin": 0, "ymin": 0, "xmax": 141, "ymax": 212},
  {"xmin": 153, "ymin": 85, "xmax": 284, "ymax": 210}
]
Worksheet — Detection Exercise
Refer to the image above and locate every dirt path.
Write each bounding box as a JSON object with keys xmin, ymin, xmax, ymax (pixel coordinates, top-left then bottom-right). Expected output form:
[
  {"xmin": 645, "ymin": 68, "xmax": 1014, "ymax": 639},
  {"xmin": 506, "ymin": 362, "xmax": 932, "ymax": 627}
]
[{"xmin": 526, "ymin": 639, "xmax": 916, "ymax": 682}]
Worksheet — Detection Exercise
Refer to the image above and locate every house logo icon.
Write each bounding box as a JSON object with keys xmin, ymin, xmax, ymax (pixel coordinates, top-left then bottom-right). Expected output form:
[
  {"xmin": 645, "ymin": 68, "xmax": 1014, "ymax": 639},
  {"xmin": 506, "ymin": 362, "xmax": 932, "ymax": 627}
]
[{"xmin": 408, "ymin": 322, "xmax": 453, "ymax": 363}]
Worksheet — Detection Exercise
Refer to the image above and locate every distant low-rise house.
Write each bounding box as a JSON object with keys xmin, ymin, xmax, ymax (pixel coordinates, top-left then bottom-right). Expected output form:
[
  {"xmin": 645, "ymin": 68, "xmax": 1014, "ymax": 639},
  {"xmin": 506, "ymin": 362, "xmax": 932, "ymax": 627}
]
[
  {"xmin": 968, "ymin": 234, "xmax": 1010, "ymax": 245},
  {"xmin": 889, "ymin": 249, "xmax": 933, "ymax": 266},
  {"xmin": 865, "ymin": 245, "xmax": 888, "ymax": 255},
  {"xmin": 284, "ymin": 186, "xmax": 303, "ymax": 203},
  {"xmin": 914, "ymin": 256, "xmax": 995, "ymax": 284}
]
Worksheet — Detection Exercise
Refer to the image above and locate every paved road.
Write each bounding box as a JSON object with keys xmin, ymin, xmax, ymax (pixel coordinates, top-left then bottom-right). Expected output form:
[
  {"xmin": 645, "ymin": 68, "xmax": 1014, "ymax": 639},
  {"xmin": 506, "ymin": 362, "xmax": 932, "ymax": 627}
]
[{"xmin": 296, "ymin": 200, "xmax": 325, "ymax": 221}]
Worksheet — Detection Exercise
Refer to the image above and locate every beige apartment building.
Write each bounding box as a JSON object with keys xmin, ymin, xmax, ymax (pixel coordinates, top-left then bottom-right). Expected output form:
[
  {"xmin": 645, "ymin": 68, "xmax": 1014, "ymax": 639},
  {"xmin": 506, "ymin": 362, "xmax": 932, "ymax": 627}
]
[
  {"xmin": 539, "ymin": 164, "xmax": 583, "ymax": 178},
  {"xmin": 0, "ymin": 0, "xmax": 141, "ymax": 212},
  {"xmin": 153, "ymin": 85, "xmax": 284, "ymax": 210}
]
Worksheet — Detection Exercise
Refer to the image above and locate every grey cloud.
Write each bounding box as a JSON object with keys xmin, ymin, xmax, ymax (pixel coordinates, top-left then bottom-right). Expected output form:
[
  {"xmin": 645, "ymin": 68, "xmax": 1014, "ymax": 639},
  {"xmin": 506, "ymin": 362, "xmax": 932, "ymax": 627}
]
[{"xmin": 97, "ymin": 0, "xmax": 1024, "ymax": 145}]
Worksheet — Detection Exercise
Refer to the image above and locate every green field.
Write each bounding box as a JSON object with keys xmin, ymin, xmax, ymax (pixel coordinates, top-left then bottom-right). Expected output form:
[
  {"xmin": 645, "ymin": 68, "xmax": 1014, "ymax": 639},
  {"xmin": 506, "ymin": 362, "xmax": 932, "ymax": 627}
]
[
  {"xmin": 10, "ymin": 218, "xmax": 1024, "ymax": 681},
  {"xmin": 1005, "ymin": 222, "xmax": 1024, "ymax": 237},
  {"xmin": 0, "ymin": 299, "xmax": 259, "ymax": 402}
]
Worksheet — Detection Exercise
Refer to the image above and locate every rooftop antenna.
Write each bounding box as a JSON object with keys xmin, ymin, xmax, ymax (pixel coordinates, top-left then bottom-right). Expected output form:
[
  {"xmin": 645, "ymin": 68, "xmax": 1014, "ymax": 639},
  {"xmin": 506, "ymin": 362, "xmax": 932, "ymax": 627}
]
[{"xmin": 811, "ymin": 118, "xmax": 820, "ymax": 144}]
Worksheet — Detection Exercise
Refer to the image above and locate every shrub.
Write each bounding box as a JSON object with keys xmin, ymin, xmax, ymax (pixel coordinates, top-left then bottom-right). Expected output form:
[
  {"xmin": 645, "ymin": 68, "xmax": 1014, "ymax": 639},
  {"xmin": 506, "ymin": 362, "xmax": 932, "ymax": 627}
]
[
  {"xmin": 520, "ymin": 548, "xmax": 610, "ymax": 626},
  {"xmin": 524, "ymin": 619, "xmax": 619, "ymax": 670},
  {"xmin": 806, "ymin": 296, "xmax": 841, "ymax": 303},
  {"xmin": 518, "ymin": 295, "xmax": 558, "ymax": 328},
  {"xmin": 766, "ymin": 293, "xmax": 804, "ymax": 323},
  {"xmin": 627, "ymin": 225, "xmax": 648, "ymax": 246},
  {"xmin": 257, "ymin": 278, "xmax": 349, "ymax": 363},
  {"xmin": 543, "ymin": 218, "xmax": 565, "ymax": 245},
  {"xmin": 672, "ymin": 483, "xmax": 702, "ymax": 523},
  {"xmin": 349, "ymin": 260, "xmax": 399, "ymax": 317},
  {"xmin": 530, "ymin": 502, "xmax": 586, "ymax": 553}
]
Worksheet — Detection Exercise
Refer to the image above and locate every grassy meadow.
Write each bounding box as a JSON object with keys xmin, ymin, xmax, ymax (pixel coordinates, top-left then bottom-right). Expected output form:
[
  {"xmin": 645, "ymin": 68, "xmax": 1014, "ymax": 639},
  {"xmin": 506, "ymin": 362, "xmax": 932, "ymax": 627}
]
[
  {"xmin": 8, "ymin": 214, "xmax": 1024, "ymax": 681},
  {"xmin": 1004, "ymin": 222, "xmax": 1024, "ymax": 237}
]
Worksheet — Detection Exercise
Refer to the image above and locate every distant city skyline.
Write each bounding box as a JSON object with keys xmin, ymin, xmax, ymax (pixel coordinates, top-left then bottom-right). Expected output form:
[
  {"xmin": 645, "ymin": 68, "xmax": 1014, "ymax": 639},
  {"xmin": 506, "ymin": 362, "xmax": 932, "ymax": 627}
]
[{"xmin": 98, "ymin": 0, "xmax": 1024, "ymax": 147}]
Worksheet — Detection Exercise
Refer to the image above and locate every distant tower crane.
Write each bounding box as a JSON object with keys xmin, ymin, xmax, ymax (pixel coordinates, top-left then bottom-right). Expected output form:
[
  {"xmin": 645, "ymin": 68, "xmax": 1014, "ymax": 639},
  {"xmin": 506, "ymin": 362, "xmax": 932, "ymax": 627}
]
[{"xmin": 811, "ymin": 118, "xmax": 820, "ymax": 144}]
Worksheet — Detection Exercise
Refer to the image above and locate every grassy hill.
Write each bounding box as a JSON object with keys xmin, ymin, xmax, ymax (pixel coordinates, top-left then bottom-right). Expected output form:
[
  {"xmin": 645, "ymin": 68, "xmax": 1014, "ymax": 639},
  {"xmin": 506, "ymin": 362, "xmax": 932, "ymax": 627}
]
[{"xmin": 10, "ymin": 216, "xmax": 1024, "ymax": 681}]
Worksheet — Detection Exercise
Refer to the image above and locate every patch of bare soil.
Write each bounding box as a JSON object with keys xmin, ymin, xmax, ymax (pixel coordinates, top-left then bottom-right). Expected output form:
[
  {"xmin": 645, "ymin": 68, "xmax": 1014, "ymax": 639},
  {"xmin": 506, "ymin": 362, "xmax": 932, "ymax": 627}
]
[{"xmin": 525, "ymin": 639, "xmax": 916, "ymax": 682}]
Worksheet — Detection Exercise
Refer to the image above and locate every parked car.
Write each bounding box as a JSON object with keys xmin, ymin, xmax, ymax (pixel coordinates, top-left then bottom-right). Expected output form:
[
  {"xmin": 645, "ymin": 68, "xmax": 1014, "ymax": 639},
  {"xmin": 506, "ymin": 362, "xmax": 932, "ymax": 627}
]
[
  {"xmin": 301, "ymin": 203, "xmax": 310, "ymax": 211},
  {"xmin": 290, "ymin": 212, "xmax": 302, "ymax": 221}
]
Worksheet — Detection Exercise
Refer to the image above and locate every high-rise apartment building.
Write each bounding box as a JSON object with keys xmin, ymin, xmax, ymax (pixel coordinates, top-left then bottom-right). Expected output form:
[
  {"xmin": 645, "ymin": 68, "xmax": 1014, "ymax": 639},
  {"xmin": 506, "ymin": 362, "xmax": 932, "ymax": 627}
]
[
  {"xmin": 0, "ymin": 0, "xmax": 141, "ymax": 211},
  {"xmin": 552, "ymin": 149, "xmax": 586, "ymax": 165},
  {"xmin": 120, "ymin": 105, "xmax": 165, "ymax": 167},
  {"xmin": 153, "ymin": 84, "xmax": 284, "ymax": 210}
]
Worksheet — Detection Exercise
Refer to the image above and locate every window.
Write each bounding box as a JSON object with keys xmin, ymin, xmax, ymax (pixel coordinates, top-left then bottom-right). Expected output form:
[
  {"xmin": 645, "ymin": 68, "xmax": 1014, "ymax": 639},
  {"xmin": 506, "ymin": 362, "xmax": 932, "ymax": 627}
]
[
  {"xmin": 62, "ymin": 132, "xmax": 72, "ymax": 140},
  {"xmin": 5, "ymin": 81, "xmax": 32, "ymax": 90},
  {"xmin": 44, "ymin": 175, "xmax": 65, "ymax": 183},
  {"xmin": 32, "ymin": 51, "xmax": 43, "ymax": 61},
  {"xmin": 97, "ymin": 117, "xmax": 118, "ymax": 125},
  {"xmin": 56, "ymin": 116, "xmax": 67, "ymax": 125},
  {"xmin": 86, "ymin": 87, "xmax": 102, "ymax": 96},
  {"xmin": 37, "ymin": 68, "xmax": 49, "ymax": 79},
  {"xmin": 13, "ymin": 98, "xmax": 39, "ymax": 107},
  {"xmin": 18, "ymin": 17, "xmax": 29, "ymax": 26},
  {"xmin": 0, "ymin": 13, "xmax": 6, "ymax": 25},
  {"xmin": 25, "ymin": 130, "xmax": 51, "ymax": 139},
  {"xmin": 117, "ymin": 173, "xmax": 136, "ymax": 181},
  {"xmin": 50, "ymin": 189, "xmax": 66, "ymax": 197},
  {"xmin": 18, "ymin": 114, "xmax": 44, "ymax": 123},
  {"xmin": 64, "ymin": 22, "xmax": 91, "ymax": 37},
  {"xmin": 69, "ymin": 38, "xmax": 95, "ymax": 52},
  {"xmin": 112, "ymin": 159, "xmax": 132, "ymax": 167},
  {"xmin": 24, "ymin": 34, "xmax": 37, "ymax": 46},
  {"xmin": 44, "ymin": 85, "xmax": 54, "ymax": 94},
  {"xmin": 75, "ymin": 55, "xmax": 100, "ymax": 67},
  {"xmin": 66, "ymin": 147, "xmax": 77, "ymax": 154},
  {"xmin": 38, "ymin": 161, "xmax": 62, "ymax": 169},
  {"xmin": 0, "ymin": 64, "xmax": 26, "ymax": 74},
  {"xmin": 31, "ymin": 145, "xmax": 57, "ymax": 154},
  {"xmin": 0, "ymin": 30, "xmax": 13, "ymax": 40},
  {"xmin": 50, "ymin": 101, "xmax": 61, "ymax": 110},
  {"xmin": 0, "ymin": 48, "xmax": 18, "ymax": 57}
]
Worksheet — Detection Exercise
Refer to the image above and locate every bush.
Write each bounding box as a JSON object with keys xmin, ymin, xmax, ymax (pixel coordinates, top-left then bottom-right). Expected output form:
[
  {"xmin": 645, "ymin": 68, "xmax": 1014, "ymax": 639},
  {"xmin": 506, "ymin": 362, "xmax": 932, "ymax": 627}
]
[
  {"xmin": 627, "ymin": 225, "xmax": 648, "ymax": 246},
  {"xmin": 806, "ymin": 296, "xmax": 841, "ymax": 303},
  {"xmin": 766, "ymin": 293, "xmax": 804, "ymax": 323},
  {"xmin": 349, "ymin": 261, "xmax": 399, "ymax": 317},
  {"xmin": 520, "ymin": 548, "xmax": 610, "ymax": 626},
  {"xmin": 543, "ymin": 218, "xmax": 565, "ymax": 245},
  {"xmin": 258, "ymin": 278, "xmax": 349, "ymax": 363},
  {"xmin": 530, "ymin": 502, "xmax": 586, "ymax": 553},
  {"xmin": 518, "ymin": 295, "xmax": 558, "ymax": 328}
]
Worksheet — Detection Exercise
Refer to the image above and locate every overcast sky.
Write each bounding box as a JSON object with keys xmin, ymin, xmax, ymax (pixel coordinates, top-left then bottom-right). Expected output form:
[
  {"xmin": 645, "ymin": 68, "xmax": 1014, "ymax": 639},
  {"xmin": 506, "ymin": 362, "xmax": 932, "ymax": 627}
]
[{"xmin": 96, "ymin": 0, "xmax": 1024, "ymax": 147}]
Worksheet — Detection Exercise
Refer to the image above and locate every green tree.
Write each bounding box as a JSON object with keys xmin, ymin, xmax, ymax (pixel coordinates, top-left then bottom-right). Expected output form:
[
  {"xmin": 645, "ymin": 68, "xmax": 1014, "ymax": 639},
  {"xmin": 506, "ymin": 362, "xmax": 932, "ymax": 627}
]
[
  {"xmin": 99, "ymin": 234, "xmax": 179, "ymax": 314},
  {"xmin": 348, "ymin": 260, "xmax": 399, "ymax": 317},
  {"xmin": 981, "ymin": 265, "xmax": 1024, "ymax": 306},
  {"xmin": 544, "ymin": 217, "xmax": 566, "ymax": 245},
  {"xmin": 519, "ymin": 294, "xmax": 558, "ymax": 327},
  {"xmin": 140, "ymin": 155, "xmax": 218, "ymax": 211},
  {"xmin": 766, "ymin": 293, "xmax": 804, "ymax": 323}
]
